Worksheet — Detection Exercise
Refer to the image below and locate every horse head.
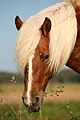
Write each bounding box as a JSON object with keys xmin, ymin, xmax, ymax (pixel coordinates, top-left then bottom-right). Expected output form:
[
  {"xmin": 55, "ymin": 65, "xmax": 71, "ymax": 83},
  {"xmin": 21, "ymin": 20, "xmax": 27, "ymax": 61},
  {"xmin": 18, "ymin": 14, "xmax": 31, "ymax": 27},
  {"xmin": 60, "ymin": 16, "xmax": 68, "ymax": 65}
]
[{"xmin": 15, "ymin": 16, "xmax": 53, "ymax": 112}]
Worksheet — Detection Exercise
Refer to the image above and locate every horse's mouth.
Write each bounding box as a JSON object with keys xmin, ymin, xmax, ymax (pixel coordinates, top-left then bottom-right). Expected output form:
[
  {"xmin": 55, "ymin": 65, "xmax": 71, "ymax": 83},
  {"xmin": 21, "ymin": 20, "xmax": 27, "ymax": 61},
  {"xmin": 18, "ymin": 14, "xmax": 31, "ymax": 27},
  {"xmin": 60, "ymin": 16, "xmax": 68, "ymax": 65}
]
[
  {"xmin": 27, "ymin": 99, "xmax": 41, "ymax": 113},
  {"xmin": 27, "ymin": 105, "xmax": 40, "ymax": 113},
  {"xmin": 22, "ymin": 95, "xmax": 42, "ymax": 113}
]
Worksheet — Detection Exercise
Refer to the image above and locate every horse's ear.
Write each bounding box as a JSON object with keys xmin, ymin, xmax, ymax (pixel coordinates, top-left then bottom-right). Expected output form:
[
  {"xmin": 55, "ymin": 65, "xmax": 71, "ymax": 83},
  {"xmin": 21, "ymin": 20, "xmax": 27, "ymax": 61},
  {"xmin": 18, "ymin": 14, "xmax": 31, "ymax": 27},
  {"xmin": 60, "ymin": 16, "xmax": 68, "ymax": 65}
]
[
  {"xmin": 41, "ymin": 17, "xmax": 51, "ymax": 36},
  {"xmin": 15, "ymin": 16, "xmax": 23, "ymax": 31}
]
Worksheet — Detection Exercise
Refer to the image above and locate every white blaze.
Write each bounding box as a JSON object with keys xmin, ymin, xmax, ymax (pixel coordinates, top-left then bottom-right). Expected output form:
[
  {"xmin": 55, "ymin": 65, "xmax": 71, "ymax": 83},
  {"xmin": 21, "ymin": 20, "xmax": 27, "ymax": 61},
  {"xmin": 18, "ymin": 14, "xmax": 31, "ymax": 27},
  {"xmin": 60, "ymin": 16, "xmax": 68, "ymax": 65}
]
[{"xmin": 27, "ymin": 55, "xmax": 34, "ymax": 106}]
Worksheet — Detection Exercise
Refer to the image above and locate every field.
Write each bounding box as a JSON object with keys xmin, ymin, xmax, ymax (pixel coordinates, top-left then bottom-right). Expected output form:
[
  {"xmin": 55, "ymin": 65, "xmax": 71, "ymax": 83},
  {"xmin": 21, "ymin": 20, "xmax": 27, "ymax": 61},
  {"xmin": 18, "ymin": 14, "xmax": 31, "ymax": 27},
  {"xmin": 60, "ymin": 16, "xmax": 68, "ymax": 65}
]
[
  {"xmin": 0, "ymin": 102, "xmax": 80, "ymax": 120},
  {"xmin": 0, "ymin": 82, "xmax": 80, "ymax": 120}
]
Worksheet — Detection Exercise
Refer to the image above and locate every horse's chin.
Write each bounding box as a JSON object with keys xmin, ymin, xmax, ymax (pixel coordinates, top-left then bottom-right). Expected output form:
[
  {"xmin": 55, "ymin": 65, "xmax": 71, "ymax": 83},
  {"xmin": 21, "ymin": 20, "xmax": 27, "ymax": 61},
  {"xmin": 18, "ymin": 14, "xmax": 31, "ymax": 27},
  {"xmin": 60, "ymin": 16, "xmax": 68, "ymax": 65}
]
[{"xmin": 27, "ymin": 105, "xmax": 40, "ymax": 113}]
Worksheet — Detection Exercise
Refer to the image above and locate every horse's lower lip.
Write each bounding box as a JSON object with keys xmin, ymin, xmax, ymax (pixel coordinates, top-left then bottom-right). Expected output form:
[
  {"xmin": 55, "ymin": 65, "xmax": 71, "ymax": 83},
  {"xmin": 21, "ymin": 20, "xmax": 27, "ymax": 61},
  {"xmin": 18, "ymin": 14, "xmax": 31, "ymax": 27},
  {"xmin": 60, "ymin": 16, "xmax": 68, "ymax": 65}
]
[{"xmin": 28, "ymin": 106, "xmax": 40, "ymax": 113}]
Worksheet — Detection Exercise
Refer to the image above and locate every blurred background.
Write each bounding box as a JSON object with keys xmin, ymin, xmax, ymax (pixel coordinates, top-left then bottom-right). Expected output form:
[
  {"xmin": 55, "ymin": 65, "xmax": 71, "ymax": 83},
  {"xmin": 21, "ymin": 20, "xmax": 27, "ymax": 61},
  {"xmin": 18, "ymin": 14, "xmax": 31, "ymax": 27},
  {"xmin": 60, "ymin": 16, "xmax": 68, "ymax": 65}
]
[
  {"xmin": 0, "ymin": 0, "xmax": 63, "ymax": 72},
  {"xmin": 0, "ymin": 0, "xmax": 80, "ymax": 120}
]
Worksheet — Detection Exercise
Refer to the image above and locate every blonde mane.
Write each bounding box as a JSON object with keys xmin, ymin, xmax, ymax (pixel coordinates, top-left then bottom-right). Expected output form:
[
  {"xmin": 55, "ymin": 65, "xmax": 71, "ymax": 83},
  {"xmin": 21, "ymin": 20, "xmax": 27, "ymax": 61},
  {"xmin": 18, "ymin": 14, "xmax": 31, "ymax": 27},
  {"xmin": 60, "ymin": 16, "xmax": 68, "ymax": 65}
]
[{"xmin": 16, "ymin": 2, "xmax": 77, "ymax": 73}]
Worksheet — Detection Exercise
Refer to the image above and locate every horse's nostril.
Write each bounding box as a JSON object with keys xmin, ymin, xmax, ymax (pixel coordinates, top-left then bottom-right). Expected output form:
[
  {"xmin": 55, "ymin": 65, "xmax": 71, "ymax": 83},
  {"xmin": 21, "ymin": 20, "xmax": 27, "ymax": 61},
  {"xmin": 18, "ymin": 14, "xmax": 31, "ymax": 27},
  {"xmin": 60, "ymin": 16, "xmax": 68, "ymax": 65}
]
[
  {"xmin": 35, "ymin": 96, "xmax": 40, "ymax": 103},
  {"xmin": 22, "ymin": 96, "xmax": 28, "ymax": 107},
  {"xmin": 22, "ymin": 96, "xmax": 24, "ymax": 101},
  {"xmin": 34, "ymin": 96, "xmax": 40, "ymax": 104}
]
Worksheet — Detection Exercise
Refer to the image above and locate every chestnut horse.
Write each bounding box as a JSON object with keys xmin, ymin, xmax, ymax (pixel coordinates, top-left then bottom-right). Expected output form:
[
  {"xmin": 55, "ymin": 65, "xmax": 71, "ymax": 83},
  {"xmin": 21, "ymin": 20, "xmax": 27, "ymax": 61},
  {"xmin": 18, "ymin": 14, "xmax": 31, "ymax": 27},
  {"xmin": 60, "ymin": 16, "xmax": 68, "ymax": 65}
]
[{"xmin": 15, "ymin": 0, "xmax": 80, "ymax": 112}]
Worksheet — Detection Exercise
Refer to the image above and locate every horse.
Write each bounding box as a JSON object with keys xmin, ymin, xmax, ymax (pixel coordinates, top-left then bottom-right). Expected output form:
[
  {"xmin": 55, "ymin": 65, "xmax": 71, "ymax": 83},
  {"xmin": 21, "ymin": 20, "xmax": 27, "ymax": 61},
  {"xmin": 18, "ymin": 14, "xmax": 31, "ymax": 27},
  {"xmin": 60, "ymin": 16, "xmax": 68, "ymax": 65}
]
[{"xmin": 15, "ymin": 0, "xmax": 80, "ymax": 112}]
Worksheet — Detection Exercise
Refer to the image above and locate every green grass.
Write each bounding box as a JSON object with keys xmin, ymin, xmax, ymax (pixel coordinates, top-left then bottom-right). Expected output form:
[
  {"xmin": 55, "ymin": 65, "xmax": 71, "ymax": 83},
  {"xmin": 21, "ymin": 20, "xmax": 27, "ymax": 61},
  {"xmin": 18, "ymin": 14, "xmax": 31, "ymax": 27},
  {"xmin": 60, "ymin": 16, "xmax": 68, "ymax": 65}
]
[
  {"xmin": 0, "ymin": 83, "xmax": 80, "ymax": 120},
  {"xmin": 0, "ymin": 102, "xmax": 80, "ymax": 120}
]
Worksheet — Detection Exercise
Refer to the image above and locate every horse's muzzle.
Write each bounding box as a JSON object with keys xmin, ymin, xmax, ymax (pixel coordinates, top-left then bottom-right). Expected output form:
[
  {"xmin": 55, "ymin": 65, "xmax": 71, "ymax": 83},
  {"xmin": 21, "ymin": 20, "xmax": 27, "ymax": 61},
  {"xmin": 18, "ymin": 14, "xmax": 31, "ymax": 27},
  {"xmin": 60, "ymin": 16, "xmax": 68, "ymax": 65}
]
[{"xmin": 22, "ymin": 96, "xmax": 41, "ymax": 113}]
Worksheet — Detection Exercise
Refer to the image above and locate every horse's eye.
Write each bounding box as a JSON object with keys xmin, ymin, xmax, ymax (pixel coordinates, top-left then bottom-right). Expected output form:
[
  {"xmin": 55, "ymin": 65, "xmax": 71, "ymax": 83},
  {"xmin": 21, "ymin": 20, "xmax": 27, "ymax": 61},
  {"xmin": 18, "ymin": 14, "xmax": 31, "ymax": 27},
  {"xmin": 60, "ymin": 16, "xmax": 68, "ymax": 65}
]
[
  {"xmin": 44, "ymin": 55, "xmax": 49, "ymax": 59},
  {"xmin": 40, "ymin": 53, "xmax": 49, "ymax": 61}
]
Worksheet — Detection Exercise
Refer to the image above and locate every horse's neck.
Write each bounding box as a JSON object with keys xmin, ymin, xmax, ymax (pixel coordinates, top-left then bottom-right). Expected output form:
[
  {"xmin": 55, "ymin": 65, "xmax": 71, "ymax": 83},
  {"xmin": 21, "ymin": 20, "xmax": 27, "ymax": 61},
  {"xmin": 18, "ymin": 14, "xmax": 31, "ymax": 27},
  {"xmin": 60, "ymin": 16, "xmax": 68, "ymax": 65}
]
[
  {"xmin": 66, "ymin": 9, "xmax": 80, "ymax": 73},
  {"xmin": 66, "ymin": 37, "xmax": 80, "ymax": 73}
]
